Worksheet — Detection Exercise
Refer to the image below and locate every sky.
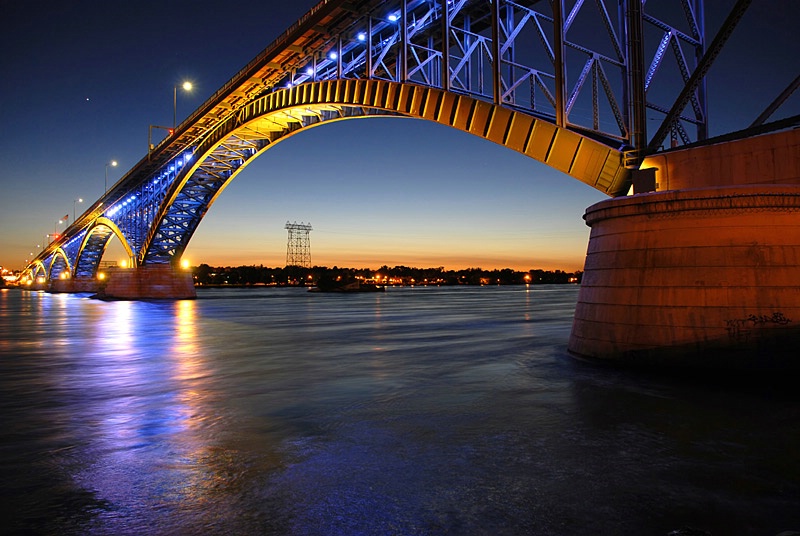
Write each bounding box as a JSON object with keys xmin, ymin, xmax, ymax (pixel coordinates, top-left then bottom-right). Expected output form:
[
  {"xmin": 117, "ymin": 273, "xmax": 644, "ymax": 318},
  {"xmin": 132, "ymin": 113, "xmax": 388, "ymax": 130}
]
[{"xmin": 1, "ymin": 1, "xmax": 798, "ymax": 272}]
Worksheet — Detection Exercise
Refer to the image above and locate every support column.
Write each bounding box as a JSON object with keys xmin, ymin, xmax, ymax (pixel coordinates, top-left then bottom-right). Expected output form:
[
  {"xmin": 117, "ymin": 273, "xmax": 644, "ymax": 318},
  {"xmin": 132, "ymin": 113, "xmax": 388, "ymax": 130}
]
[
  {"xmin": 569, "ymin": 185, "xmax": 800, "ymax": 371},
  {"xmin": 98, "ymin": 265, "xmax": 196, "ymax": 300}
]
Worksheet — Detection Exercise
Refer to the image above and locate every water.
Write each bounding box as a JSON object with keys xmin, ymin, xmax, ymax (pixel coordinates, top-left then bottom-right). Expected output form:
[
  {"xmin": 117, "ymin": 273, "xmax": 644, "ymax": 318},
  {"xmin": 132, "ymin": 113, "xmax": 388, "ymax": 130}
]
[{"xmin": 1, "ymin": 285, "xmax": 798, "ymax": 536}]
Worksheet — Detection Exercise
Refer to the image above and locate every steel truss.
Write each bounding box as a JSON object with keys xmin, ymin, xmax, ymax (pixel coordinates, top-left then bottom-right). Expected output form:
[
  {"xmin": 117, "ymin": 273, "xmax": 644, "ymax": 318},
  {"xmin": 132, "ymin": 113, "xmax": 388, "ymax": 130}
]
[{"xmin": 283, "ymin": 0, "xmax": 712, "ymax": 152}]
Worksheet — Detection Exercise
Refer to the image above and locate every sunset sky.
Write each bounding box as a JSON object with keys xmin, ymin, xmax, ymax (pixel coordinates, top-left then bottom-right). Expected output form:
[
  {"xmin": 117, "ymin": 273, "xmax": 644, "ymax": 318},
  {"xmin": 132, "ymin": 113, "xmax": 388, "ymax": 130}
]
[{"xmin": 1, "ymin": 1, "xmax": 797, "ymax": 272}]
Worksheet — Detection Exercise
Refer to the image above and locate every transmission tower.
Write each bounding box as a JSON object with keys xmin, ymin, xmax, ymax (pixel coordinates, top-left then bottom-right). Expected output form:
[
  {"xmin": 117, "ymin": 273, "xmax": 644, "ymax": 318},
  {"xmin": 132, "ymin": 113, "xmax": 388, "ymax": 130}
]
[{"xmin": 285, "ymin": 221, "xmax": 312, "ymax": 267}]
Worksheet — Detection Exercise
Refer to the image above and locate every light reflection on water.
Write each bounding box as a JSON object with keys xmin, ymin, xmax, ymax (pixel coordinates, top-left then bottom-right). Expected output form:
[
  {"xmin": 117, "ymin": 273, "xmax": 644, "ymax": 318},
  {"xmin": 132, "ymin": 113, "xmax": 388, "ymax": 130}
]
[{"xmin": 1, "ymin": 286, "xmax": 798, "ymax": 535}]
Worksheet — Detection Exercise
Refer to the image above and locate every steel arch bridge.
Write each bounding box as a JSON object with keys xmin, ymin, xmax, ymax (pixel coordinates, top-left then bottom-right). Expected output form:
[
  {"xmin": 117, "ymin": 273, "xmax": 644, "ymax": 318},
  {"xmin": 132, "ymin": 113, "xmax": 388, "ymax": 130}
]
[{"xmin": 24, "ymin": 0, "xmax": 769, "ymax": 283}]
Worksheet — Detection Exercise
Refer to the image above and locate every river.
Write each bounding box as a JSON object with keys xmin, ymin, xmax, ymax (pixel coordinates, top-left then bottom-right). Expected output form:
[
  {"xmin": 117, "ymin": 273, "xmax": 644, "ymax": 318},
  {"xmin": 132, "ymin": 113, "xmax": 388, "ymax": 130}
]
[{"xmin": 1, "ymin": 285, "xmax": 798, "ymax": 535}]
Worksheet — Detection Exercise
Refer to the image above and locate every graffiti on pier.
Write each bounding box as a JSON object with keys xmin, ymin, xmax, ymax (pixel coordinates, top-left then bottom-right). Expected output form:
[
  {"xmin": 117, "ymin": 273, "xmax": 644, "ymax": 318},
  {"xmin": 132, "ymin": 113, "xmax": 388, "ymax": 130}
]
[{"xmin": 725, "ymin": 312, "xmax": 792, "ymax": 342}]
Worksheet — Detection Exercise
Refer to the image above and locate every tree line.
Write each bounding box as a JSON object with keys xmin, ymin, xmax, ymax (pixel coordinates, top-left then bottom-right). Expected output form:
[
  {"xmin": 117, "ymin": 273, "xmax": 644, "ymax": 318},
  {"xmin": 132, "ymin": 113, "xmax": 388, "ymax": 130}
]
[{"xmin": 192, "ymin": 264, "xmax": 582, "ymax": 286}]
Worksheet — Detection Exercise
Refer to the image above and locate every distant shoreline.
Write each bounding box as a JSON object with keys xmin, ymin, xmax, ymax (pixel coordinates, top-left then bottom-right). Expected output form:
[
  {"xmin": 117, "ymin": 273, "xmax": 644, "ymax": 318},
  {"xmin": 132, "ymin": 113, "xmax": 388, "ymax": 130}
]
[
  {"xmin": 195, "ymin": 281, "xmax": 579, "ymax": 289},
  {"xmin": 192, "ymin": 264, "xmax": 583, "ymax": 287}
]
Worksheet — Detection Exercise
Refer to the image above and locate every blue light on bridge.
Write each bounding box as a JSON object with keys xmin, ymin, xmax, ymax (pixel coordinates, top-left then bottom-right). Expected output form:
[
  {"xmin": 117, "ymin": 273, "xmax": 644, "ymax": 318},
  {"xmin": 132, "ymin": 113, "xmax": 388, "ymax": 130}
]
[
  {"xmin": 328, "ymin": 52, "xmax": 337, "ymax": 60},
  {"xmin": 388, "ymin": 14, "xmax": 398, "ymax": 22},
  {"xmin": 357, "ymin": 32, "xmax": 366, "ymax": 42}
]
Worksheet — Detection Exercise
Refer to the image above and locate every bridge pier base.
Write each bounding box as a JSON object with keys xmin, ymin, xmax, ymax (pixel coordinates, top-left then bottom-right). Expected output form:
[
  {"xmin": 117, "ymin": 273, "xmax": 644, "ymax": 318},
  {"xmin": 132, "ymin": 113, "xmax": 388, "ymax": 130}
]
[
  {"xmin": 98, "ymin": 265, "xmax": 196, "ymax": 300},
  {"xmin": 569, "ymin": 185, "xmax": 800, "ymax": 372},
  {"xmin": 49, "ymin": 277, "xmax": 99, "ymax": 294}
]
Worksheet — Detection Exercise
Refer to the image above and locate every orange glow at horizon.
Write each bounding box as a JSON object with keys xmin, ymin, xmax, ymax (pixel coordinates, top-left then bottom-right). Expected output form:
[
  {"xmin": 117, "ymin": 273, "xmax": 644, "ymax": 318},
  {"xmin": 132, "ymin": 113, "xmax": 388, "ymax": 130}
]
[
  {"xmin": 183, "ymin": 247, "xmax": 588, "ymax": 272},
  {"xmin": 185, "ymin": 221, "xmax": 591, "ymax": 270}
]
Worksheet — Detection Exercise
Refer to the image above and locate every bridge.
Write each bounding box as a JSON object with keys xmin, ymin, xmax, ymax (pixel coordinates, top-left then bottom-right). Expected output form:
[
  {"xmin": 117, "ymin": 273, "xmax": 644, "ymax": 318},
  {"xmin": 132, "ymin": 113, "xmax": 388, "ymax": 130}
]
[{"xmin": 21, "ymin": 0, "xmax": 800, "ymax": 369}]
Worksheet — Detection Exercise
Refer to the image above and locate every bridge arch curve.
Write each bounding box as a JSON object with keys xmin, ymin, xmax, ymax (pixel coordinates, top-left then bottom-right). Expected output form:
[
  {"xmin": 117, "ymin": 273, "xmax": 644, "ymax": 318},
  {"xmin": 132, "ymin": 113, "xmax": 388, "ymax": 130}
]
[
  {"xmin": 25, "ymin": 260, "xmax": 48, "ymax": 282},
  {"xmin": 143, "ymin": 80, "xmax": 630, "ymax": 265},
  {"xmin": 74, "ymin": 217, "xmax": 136, "ymax": 277},
  {"xmin": 47, "ymin": 248, "xmax": 72, "ymax": 280}
]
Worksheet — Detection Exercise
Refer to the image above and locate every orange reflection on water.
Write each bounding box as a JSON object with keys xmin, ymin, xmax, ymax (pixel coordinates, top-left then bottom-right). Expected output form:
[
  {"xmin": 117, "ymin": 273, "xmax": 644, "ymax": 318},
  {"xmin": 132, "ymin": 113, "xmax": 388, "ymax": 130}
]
[
  {"xmin": 106, "ymin": 300, "xmax": 134, "ymax": 355},
  {"xmin": 175, "ymin": 299, "xmax": 199, "ymax": 366},
  {"xmin": 172, "ymin": 299, "xmax": 207, "ymax": 388},
  {"xmin": 170, "ymin": 298, "xmax": 215, "ymax": 436}
]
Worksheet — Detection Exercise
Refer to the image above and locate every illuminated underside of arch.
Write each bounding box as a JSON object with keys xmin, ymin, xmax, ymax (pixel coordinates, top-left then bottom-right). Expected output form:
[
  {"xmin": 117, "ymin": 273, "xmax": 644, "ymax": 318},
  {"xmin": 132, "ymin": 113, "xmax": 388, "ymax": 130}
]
[
  {"xmin": 142, "ymin": 80, "xmax": 629, "ymax": 266},
  {"xmin": 74, "ymin": 217, "xmax": 136, "ymax": 277},
  {"xmin": 26, "ymin": 260, "xmax": 47, "ymax": 281},
  {"xmin": 48, "ymin": 248, "xmax": 72, "ymax": 280}
]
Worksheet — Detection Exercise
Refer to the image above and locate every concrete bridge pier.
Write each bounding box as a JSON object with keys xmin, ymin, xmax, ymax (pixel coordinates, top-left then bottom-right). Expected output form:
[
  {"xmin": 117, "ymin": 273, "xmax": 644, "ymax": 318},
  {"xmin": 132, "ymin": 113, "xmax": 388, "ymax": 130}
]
[
  {"xmin": 568, "ymin": 130, "xmax": 800, "ymax": 371},
  {"xmin": 49, "ymin": 277, "xmax": 100, "ymax": 294},
  {"xmin": 97, "ymin": 265, "xmax": 196, "ymax": 300},
  {"xmin": 25, "ymin": 281, "xmax": 48, "ymax": 292}
]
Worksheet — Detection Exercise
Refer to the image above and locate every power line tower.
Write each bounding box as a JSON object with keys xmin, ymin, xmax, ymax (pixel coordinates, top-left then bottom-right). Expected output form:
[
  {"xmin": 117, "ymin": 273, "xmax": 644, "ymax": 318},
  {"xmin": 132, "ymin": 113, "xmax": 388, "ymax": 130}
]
[{"xmin": 285, "ymin": 221, "xmax": 312, "ymax": 267}]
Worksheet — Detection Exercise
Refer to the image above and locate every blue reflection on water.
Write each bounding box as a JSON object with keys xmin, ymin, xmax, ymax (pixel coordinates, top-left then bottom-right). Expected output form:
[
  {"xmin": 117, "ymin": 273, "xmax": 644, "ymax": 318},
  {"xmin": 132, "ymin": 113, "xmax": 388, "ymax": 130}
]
[{"xmin": 1, "ymin": 286, "xmax": 798, "ymax": 535}]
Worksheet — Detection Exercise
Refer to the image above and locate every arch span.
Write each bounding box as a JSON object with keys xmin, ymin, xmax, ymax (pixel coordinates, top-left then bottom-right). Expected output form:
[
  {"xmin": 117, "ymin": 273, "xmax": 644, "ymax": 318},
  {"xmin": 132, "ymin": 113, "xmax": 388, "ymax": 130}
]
[
  {"xmin": 25, "ymin": 261, "xmax": 47, "ymax": 283},
  {"xmin": 142, "ymin": 80, "xmax": 630, "ymax": 265},
  {"xmin": 47, "ymin": 248, "xmax": 72, "ymax": 280},
  {"xmin": 249, "ymin": 81, "xmax": 629, "ymax": 192},
  {"xmin": 74, "ymin": 217, "xmax": 136, "ymax": 277}
]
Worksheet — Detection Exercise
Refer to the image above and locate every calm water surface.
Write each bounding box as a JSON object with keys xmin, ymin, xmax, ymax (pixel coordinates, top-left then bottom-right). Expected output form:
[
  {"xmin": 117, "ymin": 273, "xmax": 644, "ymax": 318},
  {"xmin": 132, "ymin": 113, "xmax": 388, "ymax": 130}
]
[{"xmin": 1, "ymin": 285, "xmax": 798, "ymax": 535}]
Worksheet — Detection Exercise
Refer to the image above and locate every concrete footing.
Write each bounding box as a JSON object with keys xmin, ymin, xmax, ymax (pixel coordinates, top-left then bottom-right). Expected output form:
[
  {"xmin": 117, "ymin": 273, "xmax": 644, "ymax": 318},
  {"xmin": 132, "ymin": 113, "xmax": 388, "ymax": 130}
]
[
  {"xmin": 569, "ymin": 185, "xmax": 800, "ymax": 371},
  {"xmin": 97, "ymin": 266, "xmax": 196, "ymax": 300},
  {"xmin": 49, "ymin": 278, "xmax": 100, "ymax": 294}
]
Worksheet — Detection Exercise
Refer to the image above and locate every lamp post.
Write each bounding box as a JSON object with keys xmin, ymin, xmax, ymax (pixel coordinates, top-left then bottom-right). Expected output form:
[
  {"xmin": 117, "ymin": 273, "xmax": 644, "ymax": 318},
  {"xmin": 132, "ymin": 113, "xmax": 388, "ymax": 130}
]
[
  {"xmin": 105, "ymin": 160, "xmax": 117, "ymax": 193},
  {"xmin": 52, "ymin": 220, "xmax": 63, "ymax": 242},
  {"xmin": 73, "ymin": 198, "xmax": 83, "ymax": 220},
  {"xmin": 173, "ymin": 81, "xmax": 193, "ymax": 129}
]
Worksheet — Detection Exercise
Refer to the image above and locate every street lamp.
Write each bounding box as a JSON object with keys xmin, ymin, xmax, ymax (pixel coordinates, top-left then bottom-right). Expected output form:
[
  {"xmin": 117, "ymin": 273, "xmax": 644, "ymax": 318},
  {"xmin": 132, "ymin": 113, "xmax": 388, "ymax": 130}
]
[
  {"xmin": 105, "ymin": 160, "xmax": 117, "ymax": 193},
  {"xmin": 52, "ymin": 220, "xmax": 63, "ymax": 242},
  {"xmin": 73, "ymin": 198, "xmax": 83, "ymax": 220},
  {"xmin": 173, "ymin": 81, "xmax": 193, "ymax": 129}
]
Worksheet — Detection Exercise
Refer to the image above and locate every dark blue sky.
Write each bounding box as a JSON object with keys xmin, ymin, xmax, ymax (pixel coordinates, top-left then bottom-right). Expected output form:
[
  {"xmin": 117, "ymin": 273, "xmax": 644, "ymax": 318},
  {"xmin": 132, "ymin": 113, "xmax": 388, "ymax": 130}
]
[{"xmin": 1, "ymin": 1, "xmax": 797, "ymax": 270}]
